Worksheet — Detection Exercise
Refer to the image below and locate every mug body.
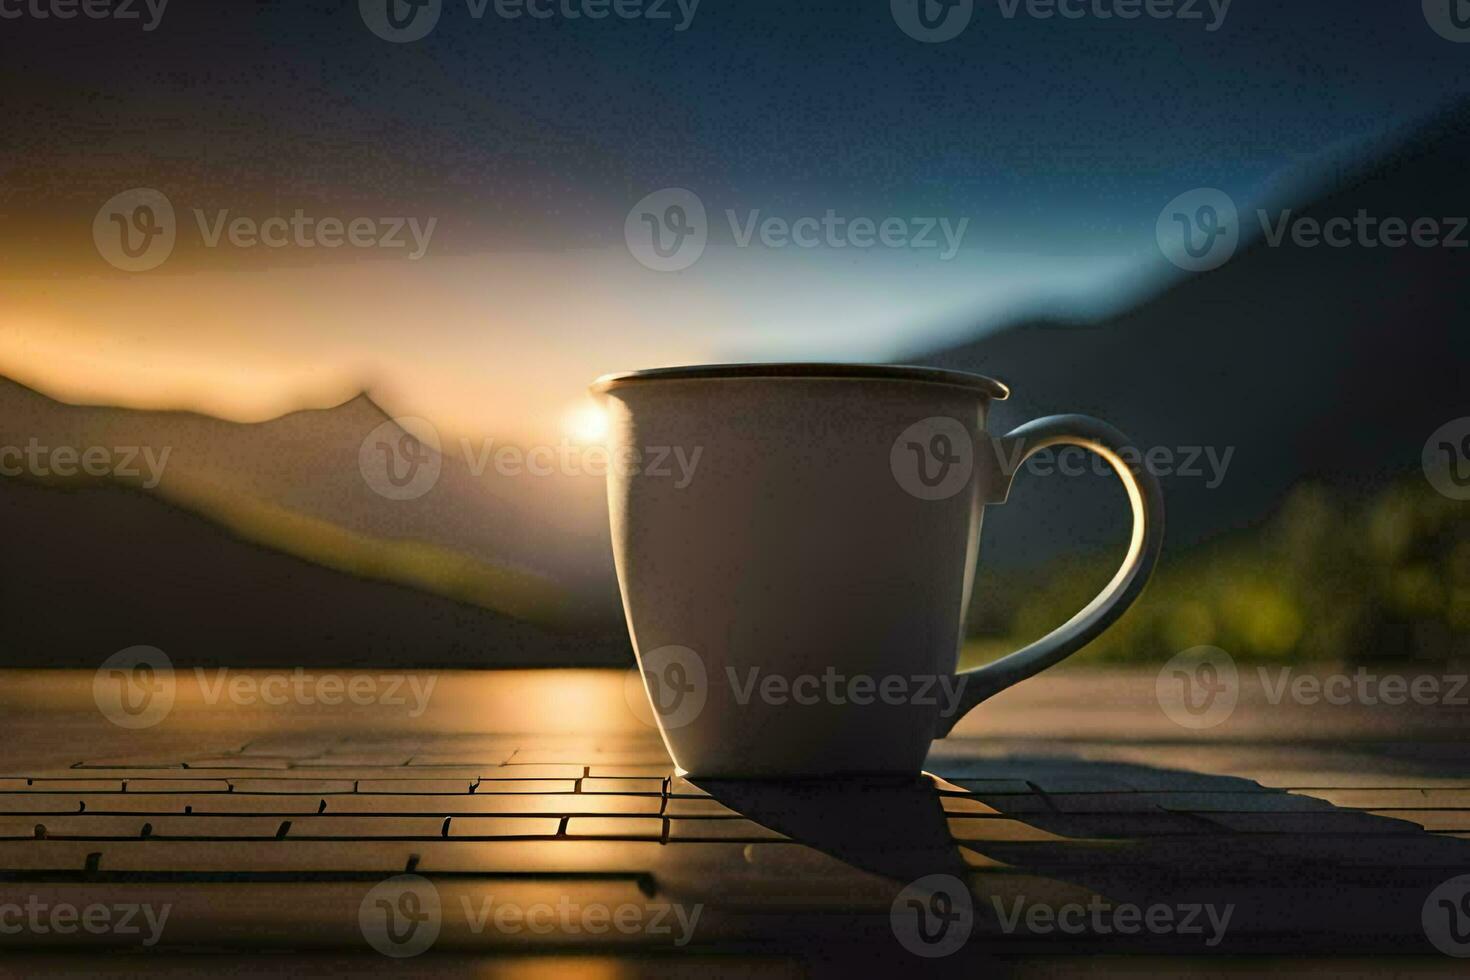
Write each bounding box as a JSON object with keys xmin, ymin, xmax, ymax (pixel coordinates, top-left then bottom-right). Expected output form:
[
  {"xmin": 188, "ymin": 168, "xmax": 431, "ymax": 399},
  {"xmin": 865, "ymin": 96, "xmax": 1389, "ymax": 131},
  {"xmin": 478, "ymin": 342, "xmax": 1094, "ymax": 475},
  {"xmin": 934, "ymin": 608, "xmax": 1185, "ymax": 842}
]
[{"xmin": 595, "ymin": 365, "xmax": 1007, "ymax": 777}]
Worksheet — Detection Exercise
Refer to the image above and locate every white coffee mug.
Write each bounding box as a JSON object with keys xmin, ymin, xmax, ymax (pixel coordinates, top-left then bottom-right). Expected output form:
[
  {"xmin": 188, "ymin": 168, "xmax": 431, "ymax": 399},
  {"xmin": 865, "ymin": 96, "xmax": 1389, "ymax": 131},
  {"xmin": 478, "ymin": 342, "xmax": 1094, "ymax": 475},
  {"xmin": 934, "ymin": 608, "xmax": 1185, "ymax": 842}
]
[{"xmin": 592, "ymin": 364, "xmax": 1163, "ymax": 778}]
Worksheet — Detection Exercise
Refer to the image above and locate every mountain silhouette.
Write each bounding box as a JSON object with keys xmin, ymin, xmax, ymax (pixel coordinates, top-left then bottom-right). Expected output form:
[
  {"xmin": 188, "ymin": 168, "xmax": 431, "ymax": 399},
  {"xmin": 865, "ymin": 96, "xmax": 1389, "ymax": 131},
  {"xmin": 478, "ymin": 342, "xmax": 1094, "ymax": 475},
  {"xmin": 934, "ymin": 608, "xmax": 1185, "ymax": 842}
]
[
  {"xmin": 0, "ymin": 378, "xmax": 628, "ymax": 667},
  {"xmin": 4, "ymin": 101, "xmax": 1465, "ymax": 667},
  {"xmin": 919, "ymin": 98, "xmax": 1470, "ymax": 577}
]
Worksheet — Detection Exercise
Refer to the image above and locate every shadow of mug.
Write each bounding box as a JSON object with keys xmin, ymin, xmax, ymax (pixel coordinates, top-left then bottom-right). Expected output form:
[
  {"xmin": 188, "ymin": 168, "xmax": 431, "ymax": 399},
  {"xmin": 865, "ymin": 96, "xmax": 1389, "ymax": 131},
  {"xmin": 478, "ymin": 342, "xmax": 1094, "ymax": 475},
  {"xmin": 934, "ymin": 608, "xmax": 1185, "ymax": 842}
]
[{"xmin": 683, "ymin": 758, "xmax": 1470, "ymax": 955}]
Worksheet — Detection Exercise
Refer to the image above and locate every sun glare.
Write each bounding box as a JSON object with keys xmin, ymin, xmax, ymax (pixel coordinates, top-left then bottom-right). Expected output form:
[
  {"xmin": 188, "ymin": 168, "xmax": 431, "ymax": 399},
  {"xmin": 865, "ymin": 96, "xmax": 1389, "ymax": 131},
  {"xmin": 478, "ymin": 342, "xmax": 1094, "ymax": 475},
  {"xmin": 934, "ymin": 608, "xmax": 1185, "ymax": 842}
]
[{"xmin": 564, "ymin": 401, "xmax": 610, "ymax": 445}]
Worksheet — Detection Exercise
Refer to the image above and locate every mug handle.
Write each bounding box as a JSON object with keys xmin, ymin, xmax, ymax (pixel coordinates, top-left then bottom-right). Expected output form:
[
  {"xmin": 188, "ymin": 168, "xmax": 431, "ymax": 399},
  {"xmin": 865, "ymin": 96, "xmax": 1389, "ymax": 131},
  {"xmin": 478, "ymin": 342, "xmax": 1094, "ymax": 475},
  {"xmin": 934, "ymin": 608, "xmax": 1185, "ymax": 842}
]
[{"xmin": 935, "ymin": 414, "xmax": 1166, "ymax": 737}]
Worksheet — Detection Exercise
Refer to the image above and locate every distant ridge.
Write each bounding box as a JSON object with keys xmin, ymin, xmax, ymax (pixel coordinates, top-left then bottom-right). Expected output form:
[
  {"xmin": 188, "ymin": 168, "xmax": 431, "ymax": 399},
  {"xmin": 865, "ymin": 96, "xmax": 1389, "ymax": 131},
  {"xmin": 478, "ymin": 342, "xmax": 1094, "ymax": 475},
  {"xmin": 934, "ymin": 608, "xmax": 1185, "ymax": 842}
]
[
  {"xmin": 0, "ymin": 474, "xmax": 629, "ymax": 667},
  {"xmin": 920, "ymin": 97, "xmax": 1469, "ymax": 573},
  {"xmin": 0, "ymin": 376, "xmax": 628, "ymax": 667}
]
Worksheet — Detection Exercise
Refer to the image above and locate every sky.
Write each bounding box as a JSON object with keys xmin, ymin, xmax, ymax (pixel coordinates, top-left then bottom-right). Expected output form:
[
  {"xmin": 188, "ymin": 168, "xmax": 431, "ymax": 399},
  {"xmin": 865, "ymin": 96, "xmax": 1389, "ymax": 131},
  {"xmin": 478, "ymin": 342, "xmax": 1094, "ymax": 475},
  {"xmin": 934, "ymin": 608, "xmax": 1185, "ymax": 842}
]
[{"xmin": 1, "ymin": 0, "xmax": 1465, "ymax": 441}]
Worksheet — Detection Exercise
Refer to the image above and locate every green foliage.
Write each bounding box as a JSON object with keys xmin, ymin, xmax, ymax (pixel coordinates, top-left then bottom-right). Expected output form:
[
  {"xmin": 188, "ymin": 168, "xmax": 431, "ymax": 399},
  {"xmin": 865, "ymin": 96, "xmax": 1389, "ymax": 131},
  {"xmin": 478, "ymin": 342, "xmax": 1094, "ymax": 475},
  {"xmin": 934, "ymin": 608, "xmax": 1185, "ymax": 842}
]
[{"xmin": 966, "ymin": 480, "xmax": 1470, "ymax": 666}]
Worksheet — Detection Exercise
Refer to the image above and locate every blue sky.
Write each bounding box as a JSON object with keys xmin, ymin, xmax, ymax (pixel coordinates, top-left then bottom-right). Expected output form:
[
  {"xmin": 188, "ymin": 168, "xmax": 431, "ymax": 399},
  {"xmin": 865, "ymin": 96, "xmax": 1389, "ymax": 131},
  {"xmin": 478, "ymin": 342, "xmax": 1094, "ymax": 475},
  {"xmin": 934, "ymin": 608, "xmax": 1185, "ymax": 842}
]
[{"xmin": 1, "ymin": 0, "xmax": 1463, "ymax": 437}]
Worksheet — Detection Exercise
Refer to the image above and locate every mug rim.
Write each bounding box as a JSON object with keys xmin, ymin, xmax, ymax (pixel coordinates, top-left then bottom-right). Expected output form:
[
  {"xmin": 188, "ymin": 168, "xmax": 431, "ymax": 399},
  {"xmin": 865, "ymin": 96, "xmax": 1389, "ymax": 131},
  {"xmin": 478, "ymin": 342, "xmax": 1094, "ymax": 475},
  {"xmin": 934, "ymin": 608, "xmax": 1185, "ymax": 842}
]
[{"xmin": 590, "ymin": 362, "xmax": 1009, "ymax": 400}]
